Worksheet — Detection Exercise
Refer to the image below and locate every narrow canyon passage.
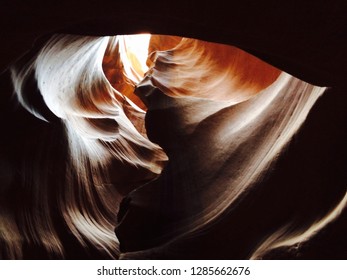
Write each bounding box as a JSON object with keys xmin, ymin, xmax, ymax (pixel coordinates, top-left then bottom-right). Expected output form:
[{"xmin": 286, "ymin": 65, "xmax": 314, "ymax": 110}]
[{"xmin": 1, "ymin": 1, "xmax": 347, "ymax": 259}]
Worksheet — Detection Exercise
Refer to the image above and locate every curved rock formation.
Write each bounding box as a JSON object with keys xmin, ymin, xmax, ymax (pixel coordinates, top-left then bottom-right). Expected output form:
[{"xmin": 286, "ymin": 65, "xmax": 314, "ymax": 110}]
[{"xmin": 1, "ymin": 0, "xmax": 347, "ymax": 259}]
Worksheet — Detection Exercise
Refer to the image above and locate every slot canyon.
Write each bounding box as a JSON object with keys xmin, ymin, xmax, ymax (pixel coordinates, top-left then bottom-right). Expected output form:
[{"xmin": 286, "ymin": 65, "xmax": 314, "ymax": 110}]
[{"xmin": 0, "ymin": 0, "xmax": 347, "ymax": 259}]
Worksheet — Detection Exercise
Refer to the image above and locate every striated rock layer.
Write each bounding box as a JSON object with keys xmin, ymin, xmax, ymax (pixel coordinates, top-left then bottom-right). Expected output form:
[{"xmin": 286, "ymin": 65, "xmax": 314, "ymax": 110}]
[{"xmin": 1, "ymin": 1, "xmax": 347, "ymax": 259}]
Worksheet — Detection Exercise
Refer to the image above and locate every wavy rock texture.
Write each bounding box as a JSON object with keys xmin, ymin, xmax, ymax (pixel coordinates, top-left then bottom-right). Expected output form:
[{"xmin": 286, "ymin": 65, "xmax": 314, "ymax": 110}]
[
  {"xmin": 0, "ymin": 1, "xmax": 347, "ymax": 258},
  {"xmin": 117, "ymin": 37, "xmax": 346, "ymax": 259},
  {"xmin": 2, "ymin": 35, "xmax": 167, "ymax": 259}
]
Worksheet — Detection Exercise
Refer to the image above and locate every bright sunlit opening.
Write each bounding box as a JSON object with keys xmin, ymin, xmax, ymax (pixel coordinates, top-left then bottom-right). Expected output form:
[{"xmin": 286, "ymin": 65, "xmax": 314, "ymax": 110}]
[{"xmin": 119, "ymin": 34, "xmax": 151, "ymax": 83}]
